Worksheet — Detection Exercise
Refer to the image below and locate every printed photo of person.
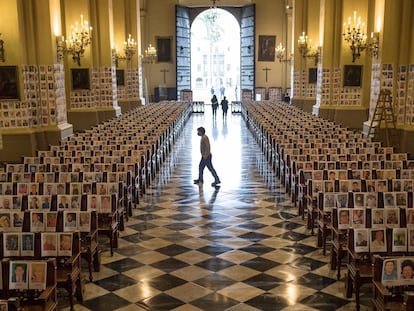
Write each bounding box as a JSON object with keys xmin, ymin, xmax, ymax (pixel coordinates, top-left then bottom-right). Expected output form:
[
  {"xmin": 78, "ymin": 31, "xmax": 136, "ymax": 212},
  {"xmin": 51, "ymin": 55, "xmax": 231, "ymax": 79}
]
[
  {"xmin": 12, "ymin": 212, "xmax": 23, "ymax": 229},
  {"xmin": 79, "ymin": 212, "xmax": 91, "ymax": 232},
  {"xmin": 385, "ymin": 209, "xmax": 399, "ymax": 227},
  {"xmin": 1, "ymin": 196, "xmax": 11, "ymax": 209},
  {"xmin": 338, "ymin": 209, "xmax": 350, "ymax": 229},
  {"xmin": 392, "ymin": 228, "xmax": 407, "ymax": 252},
  {"xmin": 353, "ymin": 193, "xmax": 364, "ymax": 207},
  {"xmin": 4, "ymin": 233, "xmax": 19, "ymax": 256},
  {"xmin": 31, "ymin": 212, "xmax": 44, "ymax": 231},
  {"xmin": 396, "ymin": 192, "xmax": 407, "ymax": 207},
  {"xmin": 401, "ymin": 259, "xmax": 414, "ymax": 280},
  {"xmin": 354, "ymin": 229, "xmax": 369, "ymax": 253},
  {"xmin": 29, "ymin": 262, "xmax": 47, "ymax": 290},
  {"xmin": 46, "ymin": 212, "xmax": 57, "ymax": 231},
  {"xmin": 384, "ymin": 193, "xmax": 395, "ymax": 208},
  {"xmin": 10, "ymin": 262, "xmax": 28, "ymax": 290},
  {"xmin": 21, "ymin": 233, "xmax": 34, "ymax": 256},
  {"xmin": 88, "ymin": 195, "xmax": 99, "ymax": 210},
  {"xmin": 336, "ymin": 193, "xmax": 348, "ymax": 208},
  {"xmin": 352, "ymin": 209, "xmax": 365, "ymax": 228},
  {"xmin": 366, "ymin": 193, "xmax": 377, "ymax": 208},
  {"xmin": 58, "ymin": 195, "xmax": 69, "ymax": 209},
  {"xmin": 371, "ymin": 229, "xmax": 387, "ymax": 252},
  {"xmin": 382, "ymin": 259, "xmax": 398, "ymax": 284},
  {"xmin": 12, "ymin": 195, "xmax": 22, "ymax": 209},
  {"xmin": 64, "ymin": 212, "xmax": 77, "ymax": 231},
  {"xmin": 28, "ymin": 195, "xmax": 40, "ymax": 209},
  {"xmin": 0, "ymin": 212, "xmax": 10, "ymax": 229},
  {"xmin": 324, "ymin": 193, "xmax": 335, "ymax": 210},
  {"xmin": 41, "ymin": 233, "xmax": 57, "ymax": 257},
  {"xmin": 371, "ymin": 209, "xmax": 384, "ymax": 229},
  {"xmin": 58, "ymin": 233, "xmax": 72, "ymax": 256},
  {"xmin": 100, "ymin": 195, "xmax": 111, "ymax": 213},
  {"xmin": 41, "ymin": 195, "xmax": 51, "ymax": 209},
  {"xmin": 408, "ymin": 209, "xmax": 414, "ymax": 228}
]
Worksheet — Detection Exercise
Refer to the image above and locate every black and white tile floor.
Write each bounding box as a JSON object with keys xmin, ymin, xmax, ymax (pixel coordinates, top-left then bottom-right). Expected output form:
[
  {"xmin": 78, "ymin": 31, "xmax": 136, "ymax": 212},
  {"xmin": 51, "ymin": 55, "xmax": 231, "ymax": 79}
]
[{"xmin": 61, "ymin": 108, "xmax": 371, "ymax": 310}]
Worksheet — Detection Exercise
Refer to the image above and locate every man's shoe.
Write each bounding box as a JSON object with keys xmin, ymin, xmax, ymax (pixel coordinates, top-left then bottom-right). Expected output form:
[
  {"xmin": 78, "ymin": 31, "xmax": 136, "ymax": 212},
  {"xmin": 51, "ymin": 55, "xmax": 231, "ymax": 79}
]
[
  {"xmin": 211, "ymin": 181, "xmax": 221, "ymax": 187},
  {"xmin": 194, "ymin": 179, "xmax": 203, "ymax": 184}
]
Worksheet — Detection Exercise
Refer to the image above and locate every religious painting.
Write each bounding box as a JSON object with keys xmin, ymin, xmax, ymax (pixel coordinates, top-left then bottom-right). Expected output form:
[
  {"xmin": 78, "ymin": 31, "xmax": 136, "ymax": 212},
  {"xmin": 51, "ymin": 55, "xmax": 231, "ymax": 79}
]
[
  {"xmin": 156, "ymin": 37, "xmax": 172, "ymax": 63},
  {"xmin": 0, "ymin": 66, "xmax": 19, "ymax": 99},
  {"xmin": 116, "ymin": 69, "xmax": 124, "ymax": 86},
  {"xmin": 71, "ymin": 68, "xmax": 90, "ymax": 90},
  {"xmin": 343, "ymin": 65, "xmax": 362, "ymax": 87},
  {"xmin": 258, "ymin": 35, "xmax": 275, "ymax": 62}
]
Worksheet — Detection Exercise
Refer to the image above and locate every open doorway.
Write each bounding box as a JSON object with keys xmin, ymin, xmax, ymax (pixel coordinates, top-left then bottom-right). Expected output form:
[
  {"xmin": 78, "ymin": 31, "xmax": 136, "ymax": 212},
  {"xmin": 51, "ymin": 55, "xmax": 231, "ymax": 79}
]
[{"xmin": 190, "ymin": 8, "xmax": 240, "ymax": 102}]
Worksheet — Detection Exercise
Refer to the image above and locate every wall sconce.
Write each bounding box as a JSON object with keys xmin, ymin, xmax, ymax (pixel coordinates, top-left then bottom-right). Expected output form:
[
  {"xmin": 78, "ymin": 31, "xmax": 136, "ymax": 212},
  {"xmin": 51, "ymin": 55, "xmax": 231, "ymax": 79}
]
[
  {"xmin": 306, "ymin": 46, "xmax": 321, "ymax": 66},
  {"xmin": 56, "ymin": 15, "xmax": 92, "ymax": 66},
  {"xmin": 112, "ymin": 34, "xmax": 137, "ymax": 67},
  {"xmin": 0, "ymin": 33, "xmax": 5, "ymax": 62},
  {"xmin": 342, "ymin": 11, "xmax": 367, "ymax": 62},
  {"xmin": 368, "ymin": 31, "xmax": 379, "ymax": 59},
  {"xmin": 275, "ymin": 43, "xmax": 291, "ymax": 63},
  {"xmin": 297, "ymin": 32, "xmax": 309, "ymax": 57},
  {"xmin": 297, "ymin": 32, "xmax": 320, "ymax": 65},
  {"xmin": 141, "ymin": 44, "xmax": 157, "ymax": 64}
]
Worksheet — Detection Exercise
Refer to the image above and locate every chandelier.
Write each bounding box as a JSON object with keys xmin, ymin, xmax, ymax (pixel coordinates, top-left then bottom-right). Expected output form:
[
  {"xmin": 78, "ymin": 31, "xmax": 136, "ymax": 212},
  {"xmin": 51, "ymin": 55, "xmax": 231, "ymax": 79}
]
[
  {"xmin": 275, "ymin": 43, "xmax": 290, "ymax": 63},
  {"xmin": 56, "ymin": 15, "xmax": 92, "ymax": 66},
  {"xmin": 297, "ymin": 32, "xmax": 320, "ymax": 65},
  {"xmin": 141, "ymin": 44, "xmax": 157, "ymax": 64},
  {"xmin": 208, "ymin": 0, "xmax": 219, "ymax": 23},
  {"xmin": 342, "ymin": 11, "xmax": 367, "ymax": 63},
  {"xmin": 124, "ymin": 34, "xmax": 137, "ymax": 60},
  {"xmin": 112, "ymin": 34, "xmax": 137, "ymax": 67}
]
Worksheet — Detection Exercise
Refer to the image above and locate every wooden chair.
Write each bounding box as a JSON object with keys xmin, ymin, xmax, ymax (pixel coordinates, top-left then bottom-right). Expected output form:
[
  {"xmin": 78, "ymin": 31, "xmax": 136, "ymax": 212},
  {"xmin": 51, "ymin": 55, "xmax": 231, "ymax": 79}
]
[
  {"xmin": 317, "ymin": 192, "xmax": 333, "ymax": 255},
  {"xmin": 330, "ymin": 206, "xmax": 350, "ymax": 280},
  {"xmin": 98, "ymin": 193, "xmax": 119, "ymax": 256},
  {"xmin": 1, "ymin": 258, "xmax": 58, "ymax": 311},
  {"xmin": 56, "ymin": 232, "xmax": 83, "ymax": 311},
  {"xmin": 80, "ymin": 211, "xmax": 100, "ymax": 282}
]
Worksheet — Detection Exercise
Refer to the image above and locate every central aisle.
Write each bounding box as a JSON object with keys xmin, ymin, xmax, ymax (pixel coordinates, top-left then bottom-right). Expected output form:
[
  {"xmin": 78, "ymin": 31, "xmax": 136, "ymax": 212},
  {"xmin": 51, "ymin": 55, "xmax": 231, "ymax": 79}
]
[{"xmin": 67, "ymin": 108, "xmax": 369, "ymax": 311}]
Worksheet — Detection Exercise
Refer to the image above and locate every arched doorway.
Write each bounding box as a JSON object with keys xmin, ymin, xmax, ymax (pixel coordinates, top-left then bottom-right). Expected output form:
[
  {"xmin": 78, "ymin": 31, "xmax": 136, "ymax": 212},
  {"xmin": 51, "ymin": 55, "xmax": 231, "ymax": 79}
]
[
  {"xmin": 176, "ymin": 5, "xmax": 255, "ymax": 102},
  {"xmin": 190, "ymin": 8, "xmax": 240, "ymax": 102}
]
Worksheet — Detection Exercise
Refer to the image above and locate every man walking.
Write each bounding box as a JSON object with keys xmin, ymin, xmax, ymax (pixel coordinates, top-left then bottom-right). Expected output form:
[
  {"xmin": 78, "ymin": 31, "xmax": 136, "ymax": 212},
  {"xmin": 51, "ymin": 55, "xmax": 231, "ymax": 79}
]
[{"xmin": 194, "ymin": 127, "xmax": 221, "ymax": 187}]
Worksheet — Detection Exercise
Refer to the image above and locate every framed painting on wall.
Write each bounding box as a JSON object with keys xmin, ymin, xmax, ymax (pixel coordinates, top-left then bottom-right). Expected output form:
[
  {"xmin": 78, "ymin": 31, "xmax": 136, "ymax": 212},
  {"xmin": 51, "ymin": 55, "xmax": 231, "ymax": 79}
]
[
  {"xmin": 71, "ymin": 68, "xmax": 90, "ymax": 90},
  {"xmin": 344, "ymin": 65, "xmax": 362, "ymax": 87},
  {"xmin": 156, "ymin": 37, "xmax": 172, "ymax": 63},
  {"xmin": 258, "ymin": 35, "xmax": 275, "ymax": 62},
  {"xmin": 0, "ymin": 66, "xmax": 19, "ymax": 99}
]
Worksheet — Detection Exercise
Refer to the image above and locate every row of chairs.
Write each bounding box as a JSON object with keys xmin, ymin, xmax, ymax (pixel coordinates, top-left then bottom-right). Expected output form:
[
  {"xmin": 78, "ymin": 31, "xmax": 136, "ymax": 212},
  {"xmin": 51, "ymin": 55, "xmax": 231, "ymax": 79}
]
[
  {"xmin": 241, "ymin": 99, "xmax": 414, "ymax": 311},
  {"xmin": 0, "ymin": 102, "xmax": 192, "ymax": 310}
]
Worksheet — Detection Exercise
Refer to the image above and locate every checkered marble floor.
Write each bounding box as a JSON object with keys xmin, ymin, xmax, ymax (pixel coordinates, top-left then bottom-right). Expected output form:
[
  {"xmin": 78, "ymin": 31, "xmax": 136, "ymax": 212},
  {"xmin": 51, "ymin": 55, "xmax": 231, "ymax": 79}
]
[{"xmin": 60, "ymin": 109, "xmax": 372, "ymax": 311}]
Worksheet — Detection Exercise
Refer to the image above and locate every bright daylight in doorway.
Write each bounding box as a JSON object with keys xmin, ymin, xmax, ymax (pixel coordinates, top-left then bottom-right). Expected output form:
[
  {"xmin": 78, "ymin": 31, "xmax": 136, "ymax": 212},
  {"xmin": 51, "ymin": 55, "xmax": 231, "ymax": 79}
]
[{"xmin": 191, "ymin": 8, "xmax": 241, "ymax": 103}]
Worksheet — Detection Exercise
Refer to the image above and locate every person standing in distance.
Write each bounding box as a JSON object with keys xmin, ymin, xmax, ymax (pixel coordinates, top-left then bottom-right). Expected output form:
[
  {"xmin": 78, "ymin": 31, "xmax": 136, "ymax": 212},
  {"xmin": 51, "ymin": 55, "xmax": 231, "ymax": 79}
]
[
  {"xmin": 194, "ymin": 127, "xmax": 221, "ymax": 187},
  {"xmin": 221, "ymin": 96, "xmax": 229, "ymax": 118},
  {"xmin": 211, "ymin": 95, "xmax": 219, "ymax": 118}
]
